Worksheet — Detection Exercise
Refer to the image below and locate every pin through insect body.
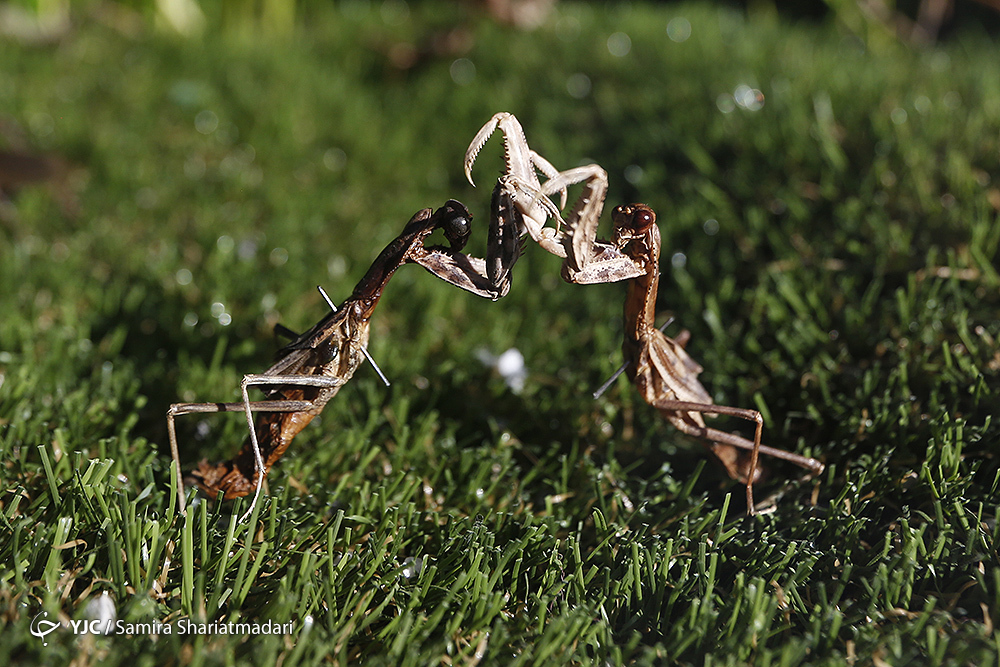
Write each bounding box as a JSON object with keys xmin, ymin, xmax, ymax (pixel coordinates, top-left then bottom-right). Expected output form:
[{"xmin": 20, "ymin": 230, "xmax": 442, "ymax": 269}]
[
  {"xmin": 167, "ymin": 200, "xmax": 482, "ymax": 518},
  {"xmin": 455, "ymin": 113, "xmax": 824, "ymax": 514},
  {"xmin": 569, "ymin": 203, "xmax": 825, "ymax": 514}
]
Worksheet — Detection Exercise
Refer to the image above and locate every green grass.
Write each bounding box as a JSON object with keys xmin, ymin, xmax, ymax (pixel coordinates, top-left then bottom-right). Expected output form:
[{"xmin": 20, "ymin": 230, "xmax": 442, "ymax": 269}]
[{"xmin": 1, "ymin": 2, "xmax": 999, "ymax": 665}]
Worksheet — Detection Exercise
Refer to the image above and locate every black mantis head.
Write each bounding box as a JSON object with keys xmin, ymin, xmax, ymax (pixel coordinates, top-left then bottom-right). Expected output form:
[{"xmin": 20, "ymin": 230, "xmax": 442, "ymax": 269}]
[{"xmin": 436, "ymin": 199, "xmax": 474, "ymax": 251}]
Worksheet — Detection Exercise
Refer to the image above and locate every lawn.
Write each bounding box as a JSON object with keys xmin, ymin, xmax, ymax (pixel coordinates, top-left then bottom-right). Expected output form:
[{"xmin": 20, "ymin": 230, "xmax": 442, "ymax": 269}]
[{"xmin": 1, "ymin": 2, "xmax": 998, "ymax": 665}]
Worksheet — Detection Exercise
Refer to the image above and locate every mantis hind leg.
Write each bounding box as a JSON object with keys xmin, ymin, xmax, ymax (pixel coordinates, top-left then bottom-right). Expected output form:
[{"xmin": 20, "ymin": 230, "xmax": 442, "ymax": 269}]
[
  {"xmin": 167, "ymin": 397, "xmax": 314, "ymax": 515},
  {"xmin": 167, "ymin": 372, "xmax": 343, "ymax": 519},
  {"xmin": 647, "ymin": 398, "xmax": 822, "ymax": 515}
]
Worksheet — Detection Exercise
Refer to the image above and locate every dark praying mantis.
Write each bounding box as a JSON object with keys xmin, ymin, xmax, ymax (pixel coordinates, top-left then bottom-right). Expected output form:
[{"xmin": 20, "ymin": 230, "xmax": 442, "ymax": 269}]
[
  {"xmin": 457, "ymin": 112, "xmax": 824, "ymax": 512},
  {"xmin": 167, "ymin": 200, "xmax": 493, "ymax": 516}
]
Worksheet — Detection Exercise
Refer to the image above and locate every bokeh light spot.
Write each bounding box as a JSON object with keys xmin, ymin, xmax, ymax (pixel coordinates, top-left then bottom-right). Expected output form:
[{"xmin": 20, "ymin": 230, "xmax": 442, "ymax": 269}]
[
  {"xmin": 607, "ymin": 32, "xmax": 631, "ymax": 57},
  {"xmin": 566, "ymin": 73, "xmax": 591, "ymax": 99},
  {"xmin": 450, "ymin": 59, "xmax": 476, "ymax": 85},
  {"xmin": 667, "ymin": 17, "xmax": 691, "ymax": 43}
]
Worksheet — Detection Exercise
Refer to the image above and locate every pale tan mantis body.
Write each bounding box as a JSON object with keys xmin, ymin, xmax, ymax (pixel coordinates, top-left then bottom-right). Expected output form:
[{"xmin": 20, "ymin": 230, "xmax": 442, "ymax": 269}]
[
  {"xmin": 464, "ymin": 112, "xmax": 645, "ymax": 294},
  {"xmin": 460, "ymin": 113, "xmax": 824, "ymax": 512}
]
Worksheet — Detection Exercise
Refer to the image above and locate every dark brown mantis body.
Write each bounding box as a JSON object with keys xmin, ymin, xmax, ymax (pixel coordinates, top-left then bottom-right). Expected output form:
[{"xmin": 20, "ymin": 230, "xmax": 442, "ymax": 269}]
[
  {"xmin": 589, "ymin": 204, "xmax": 825, "ymax": 513},
  {"xmin": 168, "ymin": 200, "xmax": 484, "ymax": 514}
]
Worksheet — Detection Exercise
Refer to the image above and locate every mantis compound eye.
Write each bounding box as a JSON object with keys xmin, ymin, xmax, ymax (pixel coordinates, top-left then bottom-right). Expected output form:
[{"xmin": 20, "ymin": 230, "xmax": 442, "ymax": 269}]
[
  {"xmin": 449, "ymin": 214, "xmax": 469, "ymax": 237},
  {"xmin": 444, "ymin": 214, "xmax": 470, "ymax": 249},
  {"xmin": 634, "ymin": 206, "xmax": 655, "ymax": 230},
  {"xmin": 613, "ymin": 203, "xmax": 656, "ymax": 235}
]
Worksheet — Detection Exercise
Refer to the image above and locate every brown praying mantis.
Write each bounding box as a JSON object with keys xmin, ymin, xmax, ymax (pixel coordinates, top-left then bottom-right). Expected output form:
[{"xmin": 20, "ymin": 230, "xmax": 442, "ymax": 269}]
[
  {"xmin": 572, "ymin": 203, "xmax": 825, "ymax": 513},
  {"xmin": 457, "ymin": 112, "xmax": 824, "ymax": 512},
  {"xmin": 167, "ymin": 200, "xmax": 495, "ymax": 516}
]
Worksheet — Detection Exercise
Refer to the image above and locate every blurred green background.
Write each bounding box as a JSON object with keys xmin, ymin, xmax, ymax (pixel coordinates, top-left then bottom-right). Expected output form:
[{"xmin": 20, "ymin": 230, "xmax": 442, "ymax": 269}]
[{"xmin": 1, "ymin": 1, "xmax": 998, "ymax": 665}]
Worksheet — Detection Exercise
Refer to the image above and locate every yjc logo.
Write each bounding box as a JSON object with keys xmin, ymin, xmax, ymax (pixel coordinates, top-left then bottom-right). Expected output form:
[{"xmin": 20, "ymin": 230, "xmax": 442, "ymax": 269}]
[{"xmin": 30, "ymin": 611, "xmax": 60, "ymax": 646}]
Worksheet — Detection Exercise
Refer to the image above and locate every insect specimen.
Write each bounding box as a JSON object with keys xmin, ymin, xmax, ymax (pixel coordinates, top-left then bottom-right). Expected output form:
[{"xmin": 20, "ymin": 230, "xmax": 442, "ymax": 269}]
[
  {"xmin": 457, "ymin": 113, "xmax": 823, "ymax": 511},
  {"xmin": 167, "ymin": 200, "xmax": 486, "ymax": 514},
  {"xmin": 570, "ymin": 203, "xmax": 825, "ymax": 513}
]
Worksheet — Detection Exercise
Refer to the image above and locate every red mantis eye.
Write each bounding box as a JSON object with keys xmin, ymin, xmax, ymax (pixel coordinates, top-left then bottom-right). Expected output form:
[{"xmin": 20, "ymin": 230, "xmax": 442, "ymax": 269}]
[
  {"xmin": 637, "ymin": 209, "xmax": 654, "ymax": 226},
  {"xmin": 614, "ymin": 204, "xmax": 655, "ymax": 234}
]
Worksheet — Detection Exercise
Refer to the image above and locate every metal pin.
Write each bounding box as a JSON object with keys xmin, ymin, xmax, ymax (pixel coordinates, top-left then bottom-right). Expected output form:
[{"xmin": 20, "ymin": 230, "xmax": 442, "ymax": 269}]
[
  {"xmin": 317, "ymin": 285, "xmax": 391, "ymax": 387},
  {"xmin": 592, "ymin": 317, "xmax": 674, "ymax": 399}
]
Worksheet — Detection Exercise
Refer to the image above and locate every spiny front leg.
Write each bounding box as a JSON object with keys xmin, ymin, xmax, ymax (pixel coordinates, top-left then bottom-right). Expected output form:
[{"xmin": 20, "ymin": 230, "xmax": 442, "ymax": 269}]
[
  {"xmin": 409, "ymin": 198, "xmax": 508, "ymax": 300},
  {"xmin": 497, "ymin": 174, "xmax": 566, "ymax": 256},
  {"xmin": 495, "ymin": 165, "xmax": 645, "ymax": 284},
  {"xmin": 465, "ymin": 112, "xmax": 539, "ymax": 191},
  {"xmin": 559, "ymin": 188, "xmax": 647, "ymax": 285},
  {"xmin": 465, "ymin": 113, "xmax": 566, "ymax": 251},
  {"xmin": 465, "ymin": 112, "xmax": 642, "ymax": 285},
  {"xmin": 542, "ymin": 164, "xmax": 609, "ymax": 271},
  {"xmin": 464, "ymin": 113, "xmax": 567, "ymax": 209},
  {"xmin": 528, "ymin": 149, "xmax": 569, "ymax": 210},
  {"xmin": 525, "ymin": 156, "xmax": 645, "ymax": 282}
]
